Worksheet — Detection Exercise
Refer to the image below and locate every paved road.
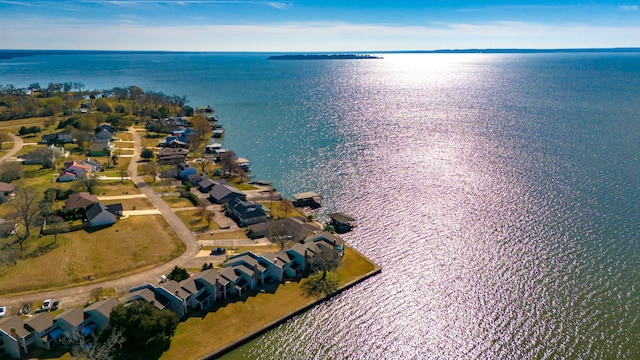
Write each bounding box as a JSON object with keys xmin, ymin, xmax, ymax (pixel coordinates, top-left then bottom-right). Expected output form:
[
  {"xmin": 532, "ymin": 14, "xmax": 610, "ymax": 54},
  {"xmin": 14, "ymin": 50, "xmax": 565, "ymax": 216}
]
[{"xmin": 0, "ymin": 128, "xmax": 202, "ymax": 311}]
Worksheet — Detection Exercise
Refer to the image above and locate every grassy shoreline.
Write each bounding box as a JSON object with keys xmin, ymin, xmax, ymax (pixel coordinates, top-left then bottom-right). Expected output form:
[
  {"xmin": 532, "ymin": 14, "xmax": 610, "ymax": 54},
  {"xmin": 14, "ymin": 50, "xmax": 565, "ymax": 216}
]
[{"xmin": 160, "ymin": 246, "xmax": 380, "ymax": 360}]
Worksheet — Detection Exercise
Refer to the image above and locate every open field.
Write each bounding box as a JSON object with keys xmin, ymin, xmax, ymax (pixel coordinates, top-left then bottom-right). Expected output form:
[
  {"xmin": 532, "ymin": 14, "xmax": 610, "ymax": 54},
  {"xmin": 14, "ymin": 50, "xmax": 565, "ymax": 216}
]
[
  {"xmin": 162, "ymin": 195, "xmax": 196, "ymax": 209},
  {"xmin": 0, "ymin": 215, "xmax": 185, "ymax": 296},
  {"xmin": 161, "ymin": 246, "xmax": 378, "ymax": 360},
  {"xmin": 199, "ymin": 229, "xmax": 249, "ymax": 241},
  {"xmin": 101, "ymin": 197, "xmax": 155, "ymax": 211}
]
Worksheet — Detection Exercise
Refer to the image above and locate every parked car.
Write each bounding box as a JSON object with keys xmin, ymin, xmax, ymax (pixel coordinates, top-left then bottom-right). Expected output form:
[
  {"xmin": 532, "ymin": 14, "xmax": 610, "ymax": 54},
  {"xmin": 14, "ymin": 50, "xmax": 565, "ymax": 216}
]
[
  {"xmin": 51, "ymin": 300, "xmax": 60, "ymax": 311},
  {"xmin": 42, "ymin": 299, "xmax": 52, "ymax": 311},
  {"xmin": 20, "ymin": 303, "xmax": 30, "ymax": 315},
  {"xmin": 210, "ymin": 247, "xmax": 226, "ymax": 256},
  {"xmin": 0, "ymin": 306, "xmax": 6, "ymax": 318}
]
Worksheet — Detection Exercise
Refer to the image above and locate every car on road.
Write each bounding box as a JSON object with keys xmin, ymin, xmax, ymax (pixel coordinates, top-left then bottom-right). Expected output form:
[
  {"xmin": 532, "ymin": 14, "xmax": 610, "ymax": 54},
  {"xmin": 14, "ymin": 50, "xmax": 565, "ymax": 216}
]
[
  {"xmin": 210, "ymin": 247, "xmax": 226, "ymax": 256},
  {"xmin": 0, "ymin": 306, "xmax": 6, "ymax": 318},
  {"xmin": 41, "ymin": 299, "xmax": 52, "ymax": 311},
  {"xmin": 51, "ymin": 300, "xmax": 60, "ymax": 311}
]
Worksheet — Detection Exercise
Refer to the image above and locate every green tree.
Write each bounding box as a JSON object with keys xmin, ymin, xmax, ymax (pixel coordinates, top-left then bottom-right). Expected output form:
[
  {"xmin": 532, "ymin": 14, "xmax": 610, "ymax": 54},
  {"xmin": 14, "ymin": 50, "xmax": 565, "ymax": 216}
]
[
  {"xmin": 140, "ymin": 147, "xmax": 154, "ymax": 160},
  {"xmin": 167, "ymin": 265, "xmax": 189, "ymax": 282},
  {"xmin": 0, "ymin": 161, "xmax": 23, "ymax": 183},
  {"xmin": 101, "ymin": 301, "xmax": 179, "ymax": 360}
]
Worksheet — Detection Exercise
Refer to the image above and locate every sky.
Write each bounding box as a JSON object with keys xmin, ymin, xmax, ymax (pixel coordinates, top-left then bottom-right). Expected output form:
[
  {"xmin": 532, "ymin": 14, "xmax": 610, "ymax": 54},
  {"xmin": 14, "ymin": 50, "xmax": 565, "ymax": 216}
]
[{"xmin": 0, "ymin": 0, "xmax": 639, "ymax": 51}]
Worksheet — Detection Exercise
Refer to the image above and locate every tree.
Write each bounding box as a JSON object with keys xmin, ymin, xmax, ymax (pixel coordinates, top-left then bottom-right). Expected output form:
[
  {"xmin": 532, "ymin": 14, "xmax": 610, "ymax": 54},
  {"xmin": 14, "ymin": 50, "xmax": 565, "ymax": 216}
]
[
  {"xmin": 267, "ymin": 221, "xmax": 291, "ymax": 250},
  {"xmin": 218, "ymin": 151, "xmax": 238, "ymax": 178},
  {"xmin": 140, "ymin": 161, "xmax": 160, "ymax": 182},
  {"xmin": 45, "ymin": 215, "xmax": 68, "ymax": 245},
  {"xmin": 0, "ymin": 161, "xmax": 23, "ymax": 183},
  {"xmin": 0, "ymin": 130, "xmax": 11, "ymax": 149},
  {"xmin": 308, "ymin": 245, "xmax": 342, "ymax": 280},
  {"xmin": 140, "ymin": 148, "xmax": 154, "ymax": 160},
  {"xmin": 31, "ymin": 147, "xmax": 56, "ymax": 169},
  {"xmin": 190, "ymin": 114, "xmax": 211, "ymax": 141},
  {"xmin": 8, "ymin": 188, "xmax": 42, "ymax": 250},
  {"xmin": 76, "ymin": 175, "xmax": 101, "ymax": 194},
  {"xmin": 301, "ymin": 271, "xmax": 340, "ymax": 298},
  {"xmin": 167, "ymin": 265, "xmax": 189, "ymax": 282},
  {"xmin": 102, "ymin": 301, "xmax": 178, "ymax": 360},
  {"xmin": 67, "ymin": 328, "xmax": 124, "ymax": 360}
]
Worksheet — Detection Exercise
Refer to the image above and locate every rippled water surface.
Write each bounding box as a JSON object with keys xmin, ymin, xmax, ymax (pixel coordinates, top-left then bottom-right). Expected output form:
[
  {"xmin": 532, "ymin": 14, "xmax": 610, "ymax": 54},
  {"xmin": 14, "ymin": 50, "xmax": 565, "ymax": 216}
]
[{"xmin": 2, "ymin": 52, "xmax": 639, "ymax": 358}]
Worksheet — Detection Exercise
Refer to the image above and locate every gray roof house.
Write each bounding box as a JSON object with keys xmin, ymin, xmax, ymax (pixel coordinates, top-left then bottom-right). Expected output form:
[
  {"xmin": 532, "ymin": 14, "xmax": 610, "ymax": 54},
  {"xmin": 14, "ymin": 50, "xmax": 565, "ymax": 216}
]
[
  {"xmin": 65, "ymin": 192, "xmax": 98, "ymax": 210},
  {"xmin": 227, "ymin": 198, "xmax": 268, "ymax": 227},
  {"xmin": 0, "ymin": 316, "xmax": 30, "ymax": 358},
  {"xmin": 24, "ymin": 313, "xmax": 56, "ymax": 351},
  {"xmin": 83, "ymin": 298, "xmax": 119, "ymax": 332},
  {"xmin": 208, "ymin": 184, "xmax": 246, "ymax": 204},
  {"xmin": 86, "ymin": 202, "xmax": 117, "ymax": 227}
]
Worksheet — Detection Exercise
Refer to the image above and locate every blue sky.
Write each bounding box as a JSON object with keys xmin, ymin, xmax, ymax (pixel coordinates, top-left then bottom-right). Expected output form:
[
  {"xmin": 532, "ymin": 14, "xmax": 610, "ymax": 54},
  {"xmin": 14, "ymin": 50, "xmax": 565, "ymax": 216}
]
[{"xmin": 0, "ymin": 0, "xmax": 639, "ymax": 51}]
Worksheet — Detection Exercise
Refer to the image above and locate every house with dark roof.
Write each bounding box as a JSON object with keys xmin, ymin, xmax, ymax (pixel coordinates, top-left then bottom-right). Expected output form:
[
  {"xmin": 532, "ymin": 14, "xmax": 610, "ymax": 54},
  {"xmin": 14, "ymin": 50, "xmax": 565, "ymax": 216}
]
[
  {"xmin": 227, "ymin": 198, "xmax": 268, "ymax": 227},
  {"xmin": 0, "ymin": 182, "xmax": 16, "ymax": 203},
  {"xmin": 292, "ymin": 191, "xmax": 323, "ymax": 209},
  {"xmin": 157, "ymin": 148, "xmax": 189, "ymax": 164},
  {"xmin": 0, "ymin": 316, "xmax": 30, "ymax": 358},
  {"xmin": 123, "ymin": 283, "xmax": 188, "ymax": 319},
  {"xmin": 208, "ymin": 184, "xmax": 246, "ymax": 204},
  {"xmin": 65, "ymin": 192, "xmax": 98, "ymax": 210},
  {"xmin": 85, "ymin": 202, "xmax": 118, "ymax": 227},
  {"xmin": 24, "ymin": 313, "xmax": 56, "ymax": 350},
  {"xmin": 89, "ymin": 138, "xmax": 113, "ymax": 157},
  {"xmin": 95, "ymin": 128, "xmax": 115, "ymax": 140},
  {"xmin": 303, "ymin": 231, "xmax": 345, "ymax": 253},
  {"xmin": 247, "ymin": 216, "xmax": 320, "ymax": 242},
  {"xmin": 54, "ymin": 308, "xmax": 96, "ymax": 342},
  {"xmin": 41, "ymin": 131, "xmax": 73, "ymax": 145},
  {"xmin": 83, "ymin": 298, "xmax": 119, "ymax": 332},
  {"xmin": 197, "ymin": 178, "xmax": 220, "ymax": 193}
]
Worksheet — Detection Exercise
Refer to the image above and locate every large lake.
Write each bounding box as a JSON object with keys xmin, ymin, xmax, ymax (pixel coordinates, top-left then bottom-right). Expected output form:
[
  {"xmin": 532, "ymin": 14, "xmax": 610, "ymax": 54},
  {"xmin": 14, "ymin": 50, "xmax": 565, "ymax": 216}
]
[{"xmin": 2, "ymin": 52, "xmax": 639, "ymax": 358}]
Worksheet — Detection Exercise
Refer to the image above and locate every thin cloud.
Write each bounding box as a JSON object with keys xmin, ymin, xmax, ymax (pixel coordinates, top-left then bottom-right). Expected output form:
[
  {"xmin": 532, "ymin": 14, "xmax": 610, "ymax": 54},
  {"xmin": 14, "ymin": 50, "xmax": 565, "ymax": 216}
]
[{"xmin": 619, "ymin": 5, "xmax": 638, "ymax": 11}]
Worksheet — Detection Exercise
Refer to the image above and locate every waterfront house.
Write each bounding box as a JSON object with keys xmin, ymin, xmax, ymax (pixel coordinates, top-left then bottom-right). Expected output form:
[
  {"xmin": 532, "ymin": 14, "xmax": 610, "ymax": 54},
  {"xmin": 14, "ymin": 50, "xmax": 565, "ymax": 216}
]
[
  {"xmin": 54, "ymin": 308, "xmax": 96, "ymax": 341},
  {"xmin": 208, "ymin": 184, "xmax": 246, "ymax": 204},
  {"xmin": 83, "ymin": 298, "xmax": 119, "ymax": 332},
  {"xmin": 193, "ymin": 269, "xmax": 228, "ymax": 302},
  {"xmin": 0, "ymin": 182, "xmax": 16, "ymax": 203},
  {"xmin": 24, "ymin": 313, "xmax": 55, "ymax": 350},
  {"xmin": 197, "ymin": 178, "xmax": 220, "ymax": 193},
  {"xmin": 247, "ymin": 216, "xmax": 320, "ymax": 242},
  {"xmin": 304, "ymin": 231, "xmax": 345, "ymax": 254},
  {"xmin": 157, "ymin": 148, "xmax": 189, "ymax": 164},
  {"xmin": 0, "ymin": 316, "xmax": 30, "ymax": 358},
  {"xmin": 123, "ymin": 284, "xmax": 188, "ymax": 319},
  {"xmin": 227, "ymin": 198, "xmax": 268, "ymax": 227}
]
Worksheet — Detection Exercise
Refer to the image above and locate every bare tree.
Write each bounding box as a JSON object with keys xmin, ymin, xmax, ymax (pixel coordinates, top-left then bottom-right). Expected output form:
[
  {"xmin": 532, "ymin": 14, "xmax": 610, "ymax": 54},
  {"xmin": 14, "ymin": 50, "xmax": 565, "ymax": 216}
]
[
  {"xmin": 46, "ymin": 215, "xmax": 68, "ymax": 245},
  {"xmin": 0, "ymin": 161, "xmax": 23, "ymax": 183},
  {"xmin": 218, "ymin": 151, "xmax": 238, "ymax": 178},
  {"xmin": 280, "ymin": 199, "xmax": 296, "ymax": 218},
  {"xmin": 65, "ymin": 328, "xmax": 124, "ymax": 360},
  {"xmin": 268, "ymin": 221, "xmax": 291, "ymax": 250},
  {"xmin": 31, "ymin": 147, "xmax": 56, "ymax": 169},
  {"xmin": 308, "ymin": 245, "xmax": 342, "ymax": 280},
  {"xmin": 8, "ymin": 188, "xmax": 42, "ymax": 250},
  {"xmin": 140, "ymin": 161, "xmax": 160, "ymax": 182},
  {"xmin": 76, "ymin": 175, "xmax": 101, "ymax": 194}
]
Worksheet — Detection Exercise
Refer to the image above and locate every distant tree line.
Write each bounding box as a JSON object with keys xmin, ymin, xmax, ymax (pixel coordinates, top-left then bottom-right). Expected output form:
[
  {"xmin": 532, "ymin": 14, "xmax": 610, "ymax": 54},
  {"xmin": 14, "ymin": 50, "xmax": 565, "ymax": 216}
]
[{"xmin": 0, "ymin": 83, "xmax": 192, "ymax": 121}]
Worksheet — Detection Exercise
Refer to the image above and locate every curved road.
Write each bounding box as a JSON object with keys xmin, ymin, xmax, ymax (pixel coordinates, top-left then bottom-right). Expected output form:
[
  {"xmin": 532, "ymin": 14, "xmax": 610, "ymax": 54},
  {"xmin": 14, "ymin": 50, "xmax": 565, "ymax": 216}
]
[{"xmin": 1, "ymin": 128, "xmax": 201, "ymax": 310}]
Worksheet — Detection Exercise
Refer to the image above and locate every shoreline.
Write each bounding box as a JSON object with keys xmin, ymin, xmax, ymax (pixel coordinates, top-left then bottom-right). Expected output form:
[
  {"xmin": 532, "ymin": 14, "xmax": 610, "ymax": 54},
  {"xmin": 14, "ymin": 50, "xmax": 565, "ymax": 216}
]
[{"xmin": 201, "ymin": 245, "xmax": 381, "ymax": 359}]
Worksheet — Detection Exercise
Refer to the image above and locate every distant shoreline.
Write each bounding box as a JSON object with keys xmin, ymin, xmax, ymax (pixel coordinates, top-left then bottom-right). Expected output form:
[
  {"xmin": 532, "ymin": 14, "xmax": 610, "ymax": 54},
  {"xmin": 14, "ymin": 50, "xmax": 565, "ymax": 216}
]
[
  {"xmin": 268, "ymin": 54, "xmax": 383, "ymax": 60},
  {"xmin": 2, "ymin": 48, "xmax": 640, "ymax": 60}
]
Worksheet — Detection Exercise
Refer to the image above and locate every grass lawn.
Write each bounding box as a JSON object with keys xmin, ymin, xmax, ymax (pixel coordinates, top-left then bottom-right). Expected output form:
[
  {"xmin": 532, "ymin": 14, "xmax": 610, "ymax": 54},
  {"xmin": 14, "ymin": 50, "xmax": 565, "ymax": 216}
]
[
  {"xmin": 94, "ymin": 180, "xmax": 141, "ymax": 196},
  {"xmin": 260, "ymin": 200, "xmax": 302, "ymax": 219},
  {"xmin": 174, "ymin": 209, "xmax": 217, "ymax": 232},
  {"xmin": 0, "ymin": 215, "xmax": 185, "ymax": 296},
  {"xmin": 226, "ymin": 178, "xmax": 258, "ymax": 191},
  {"xmin": 162, "ymin": 195, "xmax": 197, "ymax": 209},
  {"xmin": 200, "ymin": 229, "xmax": 249, "ymax": 241},
  {"xmin": 114, "ymin": 141, "xmax": 134, "ymax": 149},
  {"xmin": 161, "ymin": 247, "xmax": 377, "ymax": 360},
  {"xmin": 101, "ymin": 197, "xmax": 155, "ymax": 211}
]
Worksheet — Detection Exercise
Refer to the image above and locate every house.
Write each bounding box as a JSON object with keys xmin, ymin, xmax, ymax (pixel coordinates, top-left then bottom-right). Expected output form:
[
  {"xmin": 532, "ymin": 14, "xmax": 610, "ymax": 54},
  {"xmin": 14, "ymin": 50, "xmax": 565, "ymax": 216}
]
[
  {"xmin": 48, "ymin": 145, "xmax": 69, "ymax": 159},
  {"xmin": 157, "ymin": 148, "xmax": 189, "ymax": 164},
  {"xmin": 186, "ymin": 173, "xmax": 208, "ymax": 186},
  {"xmin": 328, "ymin": 212, "xmax": 357, "ymax": 233},
  {"xmin": 106, "ymin": 203, "xmax": 124, "ymax": 217},
  {"xmin": 89, "ymin": 138, "xmax": 113, "ymax": 157},
  {"xmin": 63, "ymin": 160, "xmax": 92, "ymax": 178},
  {"xmin": 172, "ymin": 127, "xmax": 196, "ymax": 138},
  {"xmin": 41, "ymin": 131, "xmax": 73, "ymax": 145},
  {"xmin": 65, "ymin": 192, "xmax": 98, "ymax": 210},
  {"xmin": 303, "ymin": 231, "xmax": 345, "ymax": 253},
  {"xmin": 226, "ymin": 252, "xmax": 283, "ymax": 285},
  {"xmin": 0, "ymin": 182, "xmax": 16, "ymax": 203},
  {"xmin": 123, "ymin": 284, "xmax": 188, "ymax": 319},
  {"xmin": 227, "ymin": 198, "xmax": 268, "ymax": 227},
  {"xmin": 57, "ymin": 171, "xmax": 76, "ymax": 182},
  {"xmin": 192, "ymin": 269, "xmax": 228, "ymax": 302},
  {"xmin": 83, "ymin": 298, "xmax": 119, "ymax": 332},
  {"xmin": 0, "ymin": 316, "xmax": 30, "ymax": 358},
  {"xmin": 208, "ymin": 184, "xmax": 246, "ymax": 204},
  {"xmin": 247, "ymin": 216, "xmax": 320, "ymax": 242},
  {"xmin": 197, "ymin": 178, "xmax": 221, "ymax": 193},
  {"xmin": 79, "ymin": 158, "xmax": 101, "ymax": 172},
  {"xmin": 292, "ymin": 191, "xmax": 323, "ymax": 209},
  {"xmin": 54, "ymin": 308, "xmax": 96, "ymax": 341},
  {"xmin": 86, "ymin": 202, "xmax": 117, "ymax": 227},
  {"xmin": 24, "ymin": 313, "xmax": 56, "ymax": 350},
  {"xmin": 95, "ymin": 128, "xmax": 116, "ymax": 140},
  {"xmin": 97, "ymin": 123, "xmax": 115, "ymax": 133}
]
